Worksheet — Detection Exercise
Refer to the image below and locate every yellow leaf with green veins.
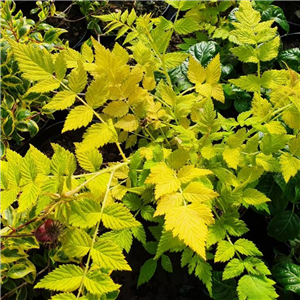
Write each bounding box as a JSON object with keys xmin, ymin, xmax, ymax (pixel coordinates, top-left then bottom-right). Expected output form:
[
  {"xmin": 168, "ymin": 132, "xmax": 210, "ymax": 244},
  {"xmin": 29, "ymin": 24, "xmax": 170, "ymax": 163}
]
[
  {"xmin": 177, "ymin": 166, "xmax": 213, "ymax": 184},
  {"xmin": 280, "ymin": 153, "xmax": 300, "ymax": 182},
  {"xmin": 282, "ymin": 106, "xmax": 300, "ymax": 130},
  {"xmin": 187, "ymin": 56, "xmax": 206, "ymax": 85},
  {"xmin": 231, "ymin": 28, "xmax": 257, "ymax": 45},
  {"xmin": 227, "ymin": 128, "xmax": 246, "ymax": 148},
  {"xmin": 215, "ymin": 240, "xmax": 235, "ymax": 263},
  {"xmin": 256, "ymin": 154, "xmax": 280, "ymax": 172},
  {"xmin": 154, "ymin": 176, "xmax": 181, "ymax": 200},
  {"xmin": 68, "ymin": 61, "xmax": 87, "ymax": 94},
  {"xmin": 62, "ymin": 106, "xmax": 93, "ymax": 133},
  {"xmin": 154, "ymin": 193, "xmax": 183, "ymax": 217},
  {"xmin": 242, "ymin": 188, "xmax": 270, "ymax": 206},
  {"xmin": 229, "ymin": 75, "xmax": 261, "ymax": 92},
  {"xmin": 223, "ymin": 147, "xmax": 240, "ymax": 169},
  {"xmin": 157, "ymin": 81, "xmax": 177, "ymax": 106},
  {"xmin": 85, "ymin": 77, "xmax": 109, "ymax": 109},
  {"xmin": 165, "ymin": 203, "xmax": 214, "ymax": 260},
  {"xmin": 255, "ymin": 26, "xmax": 277, "ymax": 44},
  {"xmin": 28, "ymin": 78, "xmax": 60, "ymax": 94},
  {"xmin": 76, "ymin": 148, "xmax": 103, "ymax": 172},
  {"xmin": 252, "ymin": 93, "xmax": 271, "ymax": 119},
  {"xmin": 18, "ymin": 182, "xmax": 41, "ymax": 212},
  {"xmin": 206, "ymin": 54, "xmax": 221, "ymax": 85},
  {"xmin": 264, "ymin": 121, "xmax": 286, "ymax": 135},
  {"xmin": 165, "ymin": 53, "xmax": 189, "ymax": 69},
  {"xmin": 174, "ymin": 17, "xmax": 199, "ymax": 35},
  {"xmin": 81, "ymin": 42, "xmax": 94, "ymax": 63},
  {"xmin": 115, "ymin": 115, "xmax": 139, "ymax": 132},
  {"xmin": 235, "ymin": 0, "xmax": 260, "ymax": 28},
  {"xmin": 44, "ymin": 90, "xmax": 76, "ymax": 111},
  {"xmin": 55, "ymin": 51, "xmax": 67, "ymax": 80},
  {"xmin": 103, "ymin": 101, "xmax": 129, "ymax": 117},
  {"xmin": 230, "ymin": 45, "xmax": 258, "ymax": 63},
  {"xmin": 289, "ymin": 137, "xmax": 300, "ymax": 156},
  {"xmin": 257, "ymin": 36, "xmax": 280, "ymax": 61},
  {"xmin": 0, "ymin": 189, "xmax": 18, "ymax": 213},
  {"xmin": 183, "ymin": 182, "xmax": 219, "ymax": 203}
]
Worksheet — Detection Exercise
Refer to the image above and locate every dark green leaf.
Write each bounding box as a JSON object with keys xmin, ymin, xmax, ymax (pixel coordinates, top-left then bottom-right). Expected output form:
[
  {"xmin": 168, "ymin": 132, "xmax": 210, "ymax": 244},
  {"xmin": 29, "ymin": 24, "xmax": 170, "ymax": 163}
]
[
  {"xmin": 212, "ymin": 271, "xmax": 238, "ymax": 300},
  {"xmin": 278, "ymin": 48, "xmax": 300, "ymax": 72},
  {"xmin": 267, "ymin": 210, "xmax": 300, "ymax": 242},
  {"xmin": 2, "ymin": 75, "xmax": 23, "ymax": 87},
  {"xmin": 44, "ymin": 28, "xmax": 67, "ymax": 43},
  {"xmin": 137, "ymin": 258, "xmax": 157, "ymax": 287},
  {"xmin": 273, "ymin": 263, "xmax": 300, "ymax": 295},
  {"xmin": 261, "ymin": 6, "xmax": 289, "ymax": 33}
]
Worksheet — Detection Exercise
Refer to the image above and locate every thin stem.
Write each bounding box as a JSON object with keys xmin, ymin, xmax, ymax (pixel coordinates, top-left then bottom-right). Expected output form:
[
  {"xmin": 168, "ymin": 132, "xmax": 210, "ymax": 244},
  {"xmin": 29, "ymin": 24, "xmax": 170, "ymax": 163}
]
[{"xmin": 76, "ymin": 169, "xmax": 116, "ymax": 298}]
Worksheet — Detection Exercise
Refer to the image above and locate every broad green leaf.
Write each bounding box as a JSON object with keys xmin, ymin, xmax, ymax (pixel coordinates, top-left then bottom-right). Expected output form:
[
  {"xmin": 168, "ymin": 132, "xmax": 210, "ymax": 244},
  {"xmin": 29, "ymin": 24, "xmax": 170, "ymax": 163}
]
[
  {"xmin": 84, "ymin": 270, "xmax": 120, "ymax": 295},
  {"xmin": 101, "ymin": 229, "xmax": 133, "ymax": 253},
  {"xmin": 161, "ymin": 254, "xmax": 173, "ymax": 273},
  {"xmin": 212, "ymin": 271, "xmax": 237, "ymax": 300},
  {"xmin": 273, "ymin": 263, "xmax": 300, "ymax": 295},
  {"xmin": 237, "ymin": 275, "xmax": 278, "ymax": 300},
  {"xmin": 35, "ymin": 264, "xmax": 83, "ymax": 292},
  {"xmin": 234, "ymin": 239, "xmax": 262, "ymax": 256},
  {"xmin": 7, "ymin": 263, "xmax": 35, "ymax": 279},
  {"xmin": 215, "ymin": 240, "xmax": 235, "ymax": 263},
  {"xmin": 243, "ymin": 257, "xmax": 270, "ymax": 276},
  {"xmin": 165, "ymin": 203, "xmax": 214, "ymax": 259},
  {"xmin": 267, "ymin": 210, "xmax": 300, "ymax": 242},
  {"xmin": 102, "ymin": 203, "xmax": 140, "ymax": 230},
  {"xmin": 91, "ymin": 239, "xmax": 131, "ymax": 271},
  {"xmin": 183, "ymin": 182, "xmax": 218, "ymax": 203},
  {"xmin": 44, "ymin": 90, "xmax": 77, "ymax": 110},
  {"xmin": 261, "ymin": 134, "xmax": 287, "ymax": 156},
  {"xmin": 261, "ymin": 6, "xmax": 289, "ymax": 33},
  {"xmin": 174, "ymin": 17, "xmax": 199, "ymax": 35},
  {"xmin": 194, "ymin": 255, "xmax": 213, "ymax": 295},
  {"xmin": 223, "ymin": 258, "xmax": 245, "ymax": 280},
  {"xmin": 63, "ymin": 229, "xmax": 92, "ymax": 258},
  {"xmin": 62, "ymin": 106, "xmax": 94, "ymax": 133},
  {"xmin": 131, "ymin": 225, "xmax": 146, "ymax": 245},
  {"xmin": 137, "ymin": 258, "xmax": 157, "ymax": 287}
]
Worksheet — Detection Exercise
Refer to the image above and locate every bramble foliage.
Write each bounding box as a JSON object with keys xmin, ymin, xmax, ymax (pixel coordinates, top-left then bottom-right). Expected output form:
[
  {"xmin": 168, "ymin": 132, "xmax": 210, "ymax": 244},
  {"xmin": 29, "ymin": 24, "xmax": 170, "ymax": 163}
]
[{"xmin": 1, "ymin": 1, "xmax": 300, "ymax": 299}]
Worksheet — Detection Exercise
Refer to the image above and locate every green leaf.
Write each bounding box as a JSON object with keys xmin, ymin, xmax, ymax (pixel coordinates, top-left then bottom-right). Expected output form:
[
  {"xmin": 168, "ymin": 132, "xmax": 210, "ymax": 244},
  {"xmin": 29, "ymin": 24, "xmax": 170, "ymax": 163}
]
[
  {"xmin": 84, "ymin": 270, "xmax": 120, "ymax": 295},
  {"xmin": 234, "ymin": 239, "xmax": 262, "ymax": 256},
  {"xmin": 229, "ymin": 75, "xmax": 261, "ymax": 92},
  {"xmin": 63, "ymin": 229, "xmax": 92, "ymax": 258},
  {"xmin": 215, "ymin": 240, "xmax": 235, "ymax": 263},
  {"xmin": 267, "ymin": 210, "xmax": 300, "ymax": 242},
  {"xmin": 161, "ymin": 254, "xmax": 173, "ymax": 273},
  {"xmin": 1, "ymin": 189, "xmax": 18, "ymax": 213},
  {"xmin": 101, "ymin": 229, "xmax": 133, "ymax": 253},
  {"xmin": 230, "ymin": 45, "xmax": 258, "ymax": 63},
  {"xmin": 62, "ymin": 106, "xmax": 94, "ymax": 133},
  {"xmin": 8, "ymin": 263, "xmax": 35, "ymax": 279},
  {"xmin": 194, "ymin": 255, "xmax": 213, "ymax": 295},
  {"xmin": 237, "ymin": 275, "xmax": 278, "ymax": 300},
  {"xmin": 50, "ymin": 293, "xmax": 77, "ymax": 300},
  {"xmin": 174, "ymin": 17, "xmax": 199, "ymax": 35},
  {"xmin": 91, "ymin": 239, "xmax": 131, "ymax": 271},
  {"xmin": 261, "ymin": 6, "xmax": 289, "ymax": 33},
  {"xmin": 44, "ymin": 28, "xmax": 67, "ymax": 43},
  {"xmin": 223, "ymin": 258, "xmax": 245, "ymax": 280},
  {"xmin": 102, "ymin": 203, "xmax": 140, "ymax": 230},
  {"xmin": 35, "ymin": 264, "xmax": 83, "ymax": 292},
  {"xmin": 212, "ymin": 271, "xmax": 237, "ymax": 300},
  {"xmin": 243, "ymin": 257, "xmax": 270, "ymax": 276},
  {"xmin": 137, "ymin": 258, "xmax": 157, "ymax": 287},
  {"xmin": 273, "ymin": 263, "xmax": 300, "ymax": 295}
]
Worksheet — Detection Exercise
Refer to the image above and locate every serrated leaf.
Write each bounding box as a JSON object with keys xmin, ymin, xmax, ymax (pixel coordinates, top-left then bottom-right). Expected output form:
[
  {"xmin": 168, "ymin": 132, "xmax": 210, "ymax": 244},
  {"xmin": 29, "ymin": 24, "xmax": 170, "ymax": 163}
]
[
  {"xmin": 257, "ymin": 36, "xmax": 280, "ymax": 62},
  {"xmin": 86, "ymin": 78, "xmax": 109, "ymax": 109},
  {"xmin": 267, "ymin": 210, "xmax": 300, "ymax": 242},
  {"xmin": 194, "ymin": 255, "xmax": 213, "ymax": 295},
  {"xmin": 0, "ymin": 189, "xmax": 18, "ymax": 213},
  {"xmin": 63, "ymin": 229, "xmax": 92, "ymax": 258},
  {"xmin": 137, "ymin": 258, "xmax": 157, "ymax": 287},
  {"xmin": 165, "ymin": 203, "xmax": 214, "ymax": 260},
  {"xmin": 223, "ymin": 147, "xmax": 240, "ymax": 169},
  {"xmin": 223, "ymin": 258, "xmax": 245, "ymax": 280},
  {"xmin": 101, "ymin": 229, "xmax": 133, "ymax": 253},
  {"xmin": 50, "ymin": 293, "xmax": 77, "ymax": 300},
  {"xmin": 44, "ymin": 90, "xmax": 77, "ymax": 110},
  {"xmin": 29, "ymin": 145, "xmax": 51, "ymax": 175},
  {"xmin": 91, "ymin": 239, "xmax": 131, "ymax": 271},
  {"xmin": 115, "ymin": 115, "xmax": 139, "ymax": 132},
  {"xmin": 183, "ymin": 182, "xmax": 219, "ymax": 203},
  {"xmin": 165, "ymin": 53, "xmax": 189, "ymax": 69},
  {"xmin": 103, "ymin": 101, "xmax": 129, "ymax": 117},
  {"xmin": 35, "ymin": 265, "xmax": 83, "ymax": 292},
  {"xmin": 69, "ymin": 61, "xmax": 87, "ymax": 93},
  {"xmin": 243, "ymin": 257, "xmax": 270, "ymax": 276},
  {"xmin": 84, "ymin": 270, "xmax": 120, "ymax": 295},
  {"xmin": 280, "ymin": 153, "xmax": 300, "ymax": 183},
  {"xmin": 161, "ymin": 254, "xmax": 173, "ymax": 273},
  {"xmin": 62, "ymin": 106, "xmax": 93, "ymax": 133},
  {"xmin": 229, "ymin": 75, "xmax": 261, "ymax": 92},
  {"xmin": 234, "ymin": 239, "xmax": 262, "ymax": 256},
  {"xmin": 206, "ymin": 54, "xmax": 221, "ymax": 84},
  {"xmin": 242, "ymin": 188, "xmax": 270, "ymax": 206},
  {"xmin": 174, "ymin": 17, "xmax": 199, "ymax": 35},
  {"xmin": 215, "ymin": 240, "xmax": 235, "ymax": 263},
  {"xmin": 273, "ymin": 263, "xmax": 300, "ymax": 295},
  {"xmin": 188, "ymin": 56, "xmax": 206, "ymax": 85},
  {"xmin": 28, "ymin": 78, "xmax": 60, "ymax": 94},
  {"xmin": 212, "ymin": 271, "xmax": 237, "ymax": 300},
  {"xmin": 76, "ymin": 148, "xmax": 102, "ymax": 172},
  {"xmin": 230, "ymin": 45, "xmax": 258, "ymax": 63},
  {"xmin": 10, "ymin": 41, "xmax": 54, "ymax": 81},
  {"xmin": 237, "ymin": 275, "xmax": 278, "ymax": 300},
  {"xmin": 18, "ymin": 182, "xmax": 41, "ymax": 212},
  {"xmin": 81, "ymin": 122, "xmax": 117, "ymax": 151},
  {"xmin": 177, "ymin": 165, "xmax": 213, "ymax": 183},
  {"xmin": 102, "ymin": 203, "xmax": 140, "ymax": 230}
]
